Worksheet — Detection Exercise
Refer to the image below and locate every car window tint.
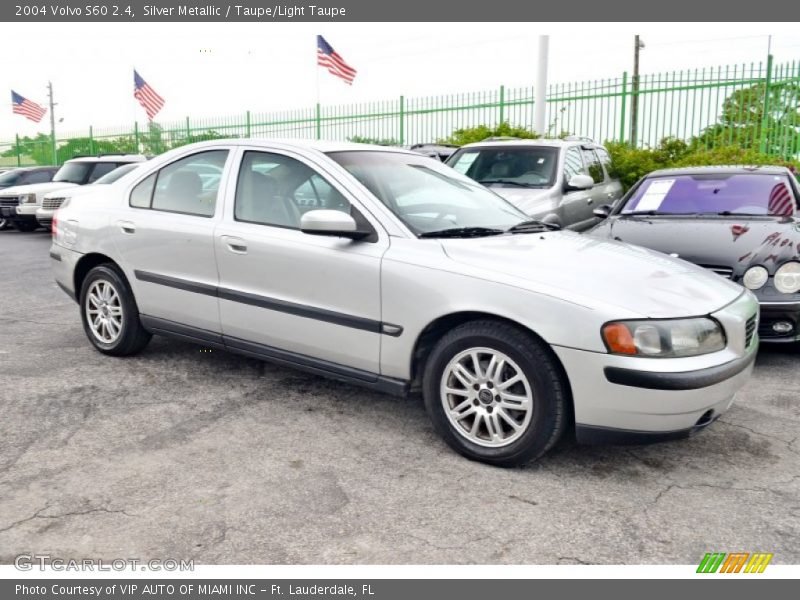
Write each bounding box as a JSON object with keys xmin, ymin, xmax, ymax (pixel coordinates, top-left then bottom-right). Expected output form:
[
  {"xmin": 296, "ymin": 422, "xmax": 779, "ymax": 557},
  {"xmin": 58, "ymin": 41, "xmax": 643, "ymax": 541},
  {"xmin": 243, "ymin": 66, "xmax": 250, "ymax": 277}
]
[
  {"xmin": 563, "ymin": 147, "xmax": 584, "ymax": 182},
  {"xmin": 130, "ymin": 173, "xmax": 156, "ymax": 208},
  {"xmin": 234, "ymin": 151, "xmax": 351, "ymax": 229},
  {"xmin": 595, "ymin": 147, "xmax": 615, "ymax": 179},
  {"xmin": 582, "ymin": 149, "xmax": 604, "ymax": 184},
  {"xmin": 151, "ymin": 150, "xmax": 228, "ymax": 217},
  {"xmin": 25, "ymin": 170, "xmax": 52, "ymax": 184},
  {"xmin": 87, "ymin": 162, "xmax": 119, "ymax": 183}
]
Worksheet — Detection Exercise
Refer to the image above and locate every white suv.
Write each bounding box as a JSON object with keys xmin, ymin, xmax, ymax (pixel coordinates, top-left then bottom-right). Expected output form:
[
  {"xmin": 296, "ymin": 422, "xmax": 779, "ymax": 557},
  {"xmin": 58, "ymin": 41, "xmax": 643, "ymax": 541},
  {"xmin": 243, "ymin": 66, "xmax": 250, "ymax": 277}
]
[
  {"xmin": 446, "ymin": 138, "xmax": 623, "ymax": 231},
  {"xmin": 0, "ymin": 154, "xmax": 146, "ymax": 231}
]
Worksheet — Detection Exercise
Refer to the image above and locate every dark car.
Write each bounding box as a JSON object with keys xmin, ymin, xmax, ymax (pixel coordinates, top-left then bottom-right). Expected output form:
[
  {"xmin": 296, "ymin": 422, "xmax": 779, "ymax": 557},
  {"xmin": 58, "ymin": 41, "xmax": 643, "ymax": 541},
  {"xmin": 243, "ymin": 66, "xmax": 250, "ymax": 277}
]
[
  {"xmin": 589, "ymin": 165, "xmax": 800, "ymax": 343},
  {"xmin": 409, "ymin": 143, "xmax": 460, "ymax": 161},
  {"xmin": 0, "ymin": 166, "xmax": 59, "ymax": 229}
]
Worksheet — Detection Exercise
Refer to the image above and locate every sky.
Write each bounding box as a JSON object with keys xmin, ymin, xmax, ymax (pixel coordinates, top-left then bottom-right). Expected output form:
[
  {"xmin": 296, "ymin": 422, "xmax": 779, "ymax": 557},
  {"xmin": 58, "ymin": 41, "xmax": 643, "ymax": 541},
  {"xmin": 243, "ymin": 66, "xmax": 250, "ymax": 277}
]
[{"xmin": 2, "ymin": 22, "xmax": 799, "ymax": 141}]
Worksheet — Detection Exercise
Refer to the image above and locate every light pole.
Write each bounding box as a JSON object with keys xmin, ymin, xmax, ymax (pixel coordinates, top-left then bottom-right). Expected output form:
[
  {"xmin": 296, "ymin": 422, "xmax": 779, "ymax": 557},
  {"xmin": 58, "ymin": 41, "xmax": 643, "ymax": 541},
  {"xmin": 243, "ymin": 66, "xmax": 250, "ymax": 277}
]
[
  {"xmin": 47, "ymin": 81, "xmax": 57, "ymax": 165},
  {"xmin": 534, "ymin": 35, "xmax": 549, "ymax": 137},
  {"xmin": 630, "ymin": 36, "xmax": 645, "ymax": 146}
]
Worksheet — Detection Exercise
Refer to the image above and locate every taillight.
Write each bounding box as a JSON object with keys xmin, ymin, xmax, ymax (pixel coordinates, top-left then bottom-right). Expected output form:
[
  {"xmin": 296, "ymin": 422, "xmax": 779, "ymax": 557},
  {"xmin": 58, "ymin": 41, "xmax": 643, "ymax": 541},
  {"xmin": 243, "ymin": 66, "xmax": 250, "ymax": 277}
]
[{"xmin": 51, "ymin": 214, "xmax": 57, "ymax": 236}]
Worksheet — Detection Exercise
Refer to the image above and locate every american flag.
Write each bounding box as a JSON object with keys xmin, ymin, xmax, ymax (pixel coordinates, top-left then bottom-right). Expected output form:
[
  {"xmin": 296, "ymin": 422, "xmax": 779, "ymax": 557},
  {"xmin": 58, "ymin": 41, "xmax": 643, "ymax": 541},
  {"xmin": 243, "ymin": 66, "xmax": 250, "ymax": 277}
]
[
  {"xmin": 317, "ymin": 35, "xmax": 357, "ymax": 85},
  {"xmin": 133, "ymin": 70, "xmax": 165, "ymax": 120},
  {"xmin": 11, "ymin": 90, "xmax": 47, "ymax": 123},
  {"xmin": 768, "ymin": 182, "xmax": 795, "ymax": 216}
]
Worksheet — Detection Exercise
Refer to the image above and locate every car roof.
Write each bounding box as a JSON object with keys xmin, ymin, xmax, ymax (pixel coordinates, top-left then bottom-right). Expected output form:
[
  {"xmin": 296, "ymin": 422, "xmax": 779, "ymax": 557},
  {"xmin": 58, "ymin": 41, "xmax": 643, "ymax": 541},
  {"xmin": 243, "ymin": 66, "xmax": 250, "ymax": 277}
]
[
  {"xmin": 158, "ymin": 138, "xmax": 422, "ymax": 156},
  {"xmin": 647, "ymin": 165, "xmax": 793, "ymax": 177},
  {"xmin": 65, "ymin": 154, "xmax": 148, "ymax": 163},
  {"xmin": 458, "ymin": 138, "xmax": 604, "ymax": 150},
  {"xmin": 3, "ymin": 165, "xmax": 57, "ymax": 172}
]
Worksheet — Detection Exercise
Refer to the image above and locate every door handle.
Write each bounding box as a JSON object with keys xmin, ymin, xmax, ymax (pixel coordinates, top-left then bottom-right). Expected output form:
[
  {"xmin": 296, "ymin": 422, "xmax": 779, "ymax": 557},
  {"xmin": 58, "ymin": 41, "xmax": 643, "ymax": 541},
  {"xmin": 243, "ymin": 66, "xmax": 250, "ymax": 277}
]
[
  {"xmin": 607, "ymin": 193, "xmax": 616, "ymax": 198},
  {"xmin": 587, "ymin": 198, "xmax": 594, "ymax": 204},
  {"xmin": 118, "ymin": 220, "xmax": 136, "ymax": 234},
  {"xmin": 222, "ymin": 236, "xmax": 248, "ymax": 254}
]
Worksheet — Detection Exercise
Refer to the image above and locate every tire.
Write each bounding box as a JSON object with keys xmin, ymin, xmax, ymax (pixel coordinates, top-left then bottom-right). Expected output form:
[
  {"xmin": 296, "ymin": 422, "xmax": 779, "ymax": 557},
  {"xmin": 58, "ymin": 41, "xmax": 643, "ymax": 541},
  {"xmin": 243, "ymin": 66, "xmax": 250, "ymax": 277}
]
[
  {"xmin": 13, "ymin": 220, "xmax": 37, "ymax": 232},
  {"xmin": 422, "ymin": 320, "xmax": 568, "ymax": 467},
  {"xmin": 79, "ymin": 263, "xmax": 152, "ymax": 356},
  {"xmin": 0, "ymin": 218, "xmax": 8, "ymax": 231}
]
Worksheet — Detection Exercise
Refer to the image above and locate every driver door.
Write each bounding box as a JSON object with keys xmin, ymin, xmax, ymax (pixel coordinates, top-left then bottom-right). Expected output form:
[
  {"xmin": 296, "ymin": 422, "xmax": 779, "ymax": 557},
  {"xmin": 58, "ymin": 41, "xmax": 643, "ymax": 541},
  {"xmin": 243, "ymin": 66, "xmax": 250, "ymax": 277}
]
[{"xmin": 214, "ymin": 148, "xmax": 389, "ymax": 375}]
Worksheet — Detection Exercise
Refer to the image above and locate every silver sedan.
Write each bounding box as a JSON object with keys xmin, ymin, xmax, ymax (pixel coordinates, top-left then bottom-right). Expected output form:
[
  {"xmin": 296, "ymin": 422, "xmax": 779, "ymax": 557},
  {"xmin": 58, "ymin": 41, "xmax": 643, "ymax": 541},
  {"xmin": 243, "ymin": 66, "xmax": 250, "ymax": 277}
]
[{"xmin": 50, "ymin": 140, "xmax": 759, "ymax": 466}]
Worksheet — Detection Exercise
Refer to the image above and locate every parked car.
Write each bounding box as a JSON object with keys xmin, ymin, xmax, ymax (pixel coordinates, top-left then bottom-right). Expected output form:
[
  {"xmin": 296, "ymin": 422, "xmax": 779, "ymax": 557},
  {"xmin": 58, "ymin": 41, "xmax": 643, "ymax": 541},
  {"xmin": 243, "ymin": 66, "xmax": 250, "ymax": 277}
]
[
  {"xmin": 409, "ymin": 143, "xmax": 460, "ymax": 162},
  {"xmin": 0, "ymin": 154, "xmax": 146, "ymax": 231},
  {"xmin": 36, "ymin": 163, "xmax": 143, "ymax": 229},
  {"xmin": 0, "ymin": 166, "xmax": 59, "ymax": 229},
  {"xmin": 446, "ymin": 138, "xmax": 623, "ymax": 231},
  {"xmin": 589, "ymin": 165, "xmax": 800, "ymax": 344},
  {"xmin": 51, "ymin": 140, "xmax": 758, "ymax": 466}
]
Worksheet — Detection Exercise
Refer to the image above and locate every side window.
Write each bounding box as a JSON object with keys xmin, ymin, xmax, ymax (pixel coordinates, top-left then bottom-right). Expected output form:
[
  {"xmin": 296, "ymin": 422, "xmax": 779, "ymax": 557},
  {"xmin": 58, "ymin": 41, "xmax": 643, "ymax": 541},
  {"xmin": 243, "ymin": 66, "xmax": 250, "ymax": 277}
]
[
  {"xmin": 130, "ymin": 173, "xmax": 156, "ymax": 208},
  {"xmin": 149, "ymin": 150, "xmax": 228, "ymax": 217},
  {"xmin": 595, "ymin": 147, "xmax": 616, "ymax": 180},
  {"xmin": 563, "ymin": 147, "xmax": 584, "ymax": 183},
  {"xmin": 24, "ymin": 170, "xmax": 52, "ymax": 184},
  {"xmin": 582, "ymin": 149, "xmax": 604, "ymax": 184},
  {"xmin": 87, "ymin": 162, "xmax": 118, "ymax": 183},
  {"xmin": 235, "ymin": 151, "xmax": 351, "ymax": 229}
]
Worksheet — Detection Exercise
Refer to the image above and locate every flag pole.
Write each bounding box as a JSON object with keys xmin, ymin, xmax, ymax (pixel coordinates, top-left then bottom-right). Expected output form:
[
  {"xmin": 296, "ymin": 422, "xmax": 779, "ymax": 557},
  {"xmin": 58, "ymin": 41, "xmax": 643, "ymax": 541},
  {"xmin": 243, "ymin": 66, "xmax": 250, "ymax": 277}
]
[{"xmin": 315, "ymin": 36, "xmax": 321, "ymax": 140}]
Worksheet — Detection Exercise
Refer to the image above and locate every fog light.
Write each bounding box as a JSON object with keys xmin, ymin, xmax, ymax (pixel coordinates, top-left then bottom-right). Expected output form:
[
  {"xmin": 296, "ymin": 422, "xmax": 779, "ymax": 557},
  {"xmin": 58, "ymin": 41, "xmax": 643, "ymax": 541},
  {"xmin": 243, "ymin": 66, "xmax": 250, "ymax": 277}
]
[{"xmin": 772, "ymin": 321, "xmax": 794, "ymax": 334}]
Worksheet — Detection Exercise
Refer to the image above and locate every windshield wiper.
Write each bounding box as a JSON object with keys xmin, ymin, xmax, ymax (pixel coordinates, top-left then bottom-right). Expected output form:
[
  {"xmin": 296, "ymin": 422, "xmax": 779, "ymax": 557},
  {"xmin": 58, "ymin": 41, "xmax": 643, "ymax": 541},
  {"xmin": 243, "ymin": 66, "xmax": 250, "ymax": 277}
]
[
  {"xmin": 419, "ymin": 227, "xmax": 505, "ymax": 239},
  {"xmin": 477, "ymin": 179, "xmax": 535, "ymax": 188},
  {"xmin": 507, "ymin": 219, "xmax": 561, "ymax": 233}
]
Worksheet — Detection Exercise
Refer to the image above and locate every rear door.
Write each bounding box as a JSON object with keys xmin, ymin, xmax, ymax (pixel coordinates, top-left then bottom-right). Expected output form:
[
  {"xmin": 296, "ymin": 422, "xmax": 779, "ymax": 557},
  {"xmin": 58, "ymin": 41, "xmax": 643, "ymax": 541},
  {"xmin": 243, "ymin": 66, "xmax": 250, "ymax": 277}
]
[
  {"xmin": 595, "ymin": 146, "xmax": 624, "ymax": 205},
  {"xmin": 113, "ymin": 148, "xmax": 232, "ymax": 334},
  {"xmin": 559, "ymin": 146, "xmax": 595, "ymax": 228}
]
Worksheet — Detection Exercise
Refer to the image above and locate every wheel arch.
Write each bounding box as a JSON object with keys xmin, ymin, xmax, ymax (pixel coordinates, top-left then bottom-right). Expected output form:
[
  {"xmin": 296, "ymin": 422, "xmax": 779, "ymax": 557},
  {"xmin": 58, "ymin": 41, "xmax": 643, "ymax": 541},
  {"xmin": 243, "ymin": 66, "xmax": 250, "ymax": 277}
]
[{"xmin": 73, "ymin": 252, "xmax": 123, "ymax": 298}]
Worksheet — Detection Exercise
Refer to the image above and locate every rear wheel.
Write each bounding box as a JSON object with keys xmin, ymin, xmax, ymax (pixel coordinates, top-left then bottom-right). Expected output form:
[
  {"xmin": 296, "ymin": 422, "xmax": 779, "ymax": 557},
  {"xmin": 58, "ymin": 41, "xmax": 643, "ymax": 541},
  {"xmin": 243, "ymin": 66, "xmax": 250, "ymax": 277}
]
[
  {"xmin": 79, "ymin": 264, "xmax": 151, "ymax": 356},
  {"xmin": 422, "ymin": 320, "xmax": 568, "ymax": 467}
]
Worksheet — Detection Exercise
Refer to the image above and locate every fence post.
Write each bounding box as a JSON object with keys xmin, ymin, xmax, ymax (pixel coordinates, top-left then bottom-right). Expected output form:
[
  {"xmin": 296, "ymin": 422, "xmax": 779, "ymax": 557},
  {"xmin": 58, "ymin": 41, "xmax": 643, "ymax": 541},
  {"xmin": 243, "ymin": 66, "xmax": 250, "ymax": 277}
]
[
  {"xmin": 89, "ymin": 126, "xmax": 94, "ymax": 156},
  {"xmin": 315, "ymin": 103, "xmax": 322, "ymax": 140},
  {"xmin": 15, "ymin": 134, "xmax": 21, "ymax": 167},
  {"xmin": 759, "ymin": 54, "xmax": 774, "ymax": 154},
  {"xmin": 619, "ymin": 71, "xmax": 628, "ymax": 143},
  {"xmin": 499, "ymin": 85, "xmax": 505, "ymax": 125},
  {"xmin": 185, "ymin": 116, "xmax": 191, "ymax": 140},
  {"xmin": 134, "ymin": 121, "xmax": 140, "ymax": 152},
  {"xmin": 246, "ymin": 110, "xmax": 251, "ymax": 138},
  {"xmin": 399, "ymin": 96, "xmax": 405, "ymax": 145}
]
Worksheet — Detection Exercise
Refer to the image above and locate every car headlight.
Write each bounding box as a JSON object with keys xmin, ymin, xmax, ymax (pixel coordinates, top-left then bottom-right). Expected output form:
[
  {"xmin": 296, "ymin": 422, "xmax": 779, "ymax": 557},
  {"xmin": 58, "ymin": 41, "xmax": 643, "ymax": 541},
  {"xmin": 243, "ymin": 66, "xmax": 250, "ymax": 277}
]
[
  {"xmin": 20, "ymin": 193, "xmax": 37, "ymax": 204},
  {"xmin": 742, "ymin": 265, "xmax": 769, "ymax": 290},
  {"xmin": 602, "ymin": 318, "xmax": 726, "ymax": 357},
  {"xmin": 774, "ymin": 262, "xmax": 800, "ymax": 294}
]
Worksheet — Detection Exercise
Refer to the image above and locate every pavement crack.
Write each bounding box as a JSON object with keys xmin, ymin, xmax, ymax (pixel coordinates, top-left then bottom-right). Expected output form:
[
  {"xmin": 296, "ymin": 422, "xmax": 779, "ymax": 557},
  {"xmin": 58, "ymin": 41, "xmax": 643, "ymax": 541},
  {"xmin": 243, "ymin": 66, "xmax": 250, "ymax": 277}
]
[
  {"xmin": 508, "ymin": 494, "xmax": 538, "ymax": 506},
  {"xmin": 718, "ymin": 419, "xmax": 799, "ymax": 454},
  {"xmin": 0, "ymin": 505, "xmax": 134, "ymax": 534}
]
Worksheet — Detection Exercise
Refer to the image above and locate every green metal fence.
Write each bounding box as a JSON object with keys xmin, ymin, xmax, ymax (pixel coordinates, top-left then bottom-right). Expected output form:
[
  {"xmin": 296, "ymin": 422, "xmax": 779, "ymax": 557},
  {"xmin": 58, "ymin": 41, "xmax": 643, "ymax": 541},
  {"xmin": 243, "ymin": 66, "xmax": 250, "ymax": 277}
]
[{"xmin": 2, "ymin": 56, "xmax": 799, "ymax": 167}]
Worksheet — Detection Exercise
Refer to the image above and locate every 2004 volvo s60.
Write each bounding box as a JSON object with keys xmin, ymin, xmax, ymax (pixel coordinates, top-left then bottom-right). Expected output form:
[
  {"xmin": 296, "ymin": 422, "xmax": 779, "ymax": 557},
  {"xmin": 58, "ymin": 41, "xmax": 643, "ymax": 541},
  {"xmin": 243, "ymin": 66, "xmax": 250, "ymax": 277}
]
[{"xmin": 50, "ymin": 140, "xmax": 760, "ymax": 466}]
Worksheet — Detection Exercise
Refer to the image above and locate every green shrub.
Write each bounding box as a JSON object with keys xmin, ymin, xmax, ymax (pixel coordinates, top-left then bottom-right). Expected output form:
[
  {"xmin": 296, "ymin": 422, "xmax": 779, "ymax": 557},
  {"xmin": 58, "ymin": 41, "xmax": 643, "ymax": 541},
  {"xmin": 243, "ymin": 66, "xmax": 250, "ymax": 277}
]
[{"xmin": 437, "ymin": 122, "xmax": 539, "ymax": 146}]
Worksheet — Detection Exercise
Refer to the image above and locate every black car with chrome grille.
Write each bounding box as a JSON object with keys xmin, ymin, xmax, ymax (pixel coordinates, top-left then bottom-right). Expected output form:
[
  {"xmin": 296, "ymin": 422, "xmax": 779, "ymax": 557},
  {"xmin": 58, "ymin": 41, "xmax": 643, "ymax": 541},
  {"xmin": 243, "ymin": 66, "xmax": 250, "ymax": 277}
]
[{"xmin": 589, "ymin": 165, "xmax": 800, "ymax": 343}]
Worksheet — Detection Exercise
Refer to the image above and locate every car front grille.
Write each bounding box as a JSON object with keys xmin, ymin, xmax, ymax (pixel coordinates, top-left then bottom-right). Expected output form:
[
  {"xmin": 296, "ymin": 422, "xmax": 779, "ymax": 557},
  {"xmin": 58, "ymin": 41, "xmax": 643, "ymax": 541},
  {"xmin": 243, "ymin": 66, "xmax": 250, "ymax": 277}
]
[
  {"xmin": 42, "ymin": 197, "xmax": 65, "ymax": 210},
  {"xmin": 0, "ymin": 196, "xmax": 18, "ymax": 207},
  {"xmin": 745, "ymin": 314, "xmax": 757, "ymax": 347},
  {"xmin": 701, "ymin": 264, "xmax": 734, "ymax": 279}
]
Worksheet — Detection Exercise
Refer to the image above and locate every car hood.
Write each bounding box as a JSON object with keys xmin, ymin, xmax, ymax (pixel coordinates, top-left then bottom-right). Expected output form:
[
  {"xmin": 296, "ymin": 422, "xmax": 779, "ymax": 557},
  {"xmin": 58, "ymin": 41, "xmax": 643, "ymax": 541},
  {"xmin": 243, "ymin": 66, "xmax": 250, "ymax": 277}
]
[
  {"xmin": 485, "ymin": 186, "xmax": 557, "ymax": 215},
  {"xmin": 439, "ymin": 231, "xmax": 743, "ymax": 318},
  {"xmin": 0, "ymin": 181, "xmax": 78, "ymax": 197},
  {"xmin": 590, "ymin": 216, "xmax": 800, "ymax": 276},
  {"xmin": 43, "ymin": 184, "xmax": 102, "ymax": 200}
]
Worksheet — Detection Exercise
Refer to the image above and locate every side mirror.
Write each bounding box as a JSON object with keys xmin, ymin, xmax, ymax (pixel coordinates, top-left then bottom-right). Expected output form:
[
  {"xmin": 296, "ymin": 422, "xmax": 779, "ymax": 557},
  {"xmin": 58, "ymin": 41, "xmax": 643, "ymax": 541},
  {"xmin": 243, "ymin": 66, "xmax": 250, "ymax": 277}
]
[
  {"xmin": 593, "ymin": 204, "xmax": 613, "ymax": 219},
  {"xmin": 300, "ymin": 209, "xmax": 371, "ymax": 240},
  {"xmin": 565, "ymin": 174, "xmax": 594, "ymax": 191}
]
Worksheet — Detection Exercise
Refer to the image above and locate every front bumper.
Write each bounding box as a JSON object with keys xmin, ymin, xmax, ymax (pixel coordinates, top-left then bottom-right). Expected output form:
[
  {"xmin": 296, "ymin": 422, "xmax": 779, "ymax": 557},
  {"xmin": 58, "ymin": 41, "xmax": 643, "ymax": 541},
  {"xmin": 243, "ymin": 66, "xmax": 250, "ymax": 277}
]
[
  {"xmin": 554, "ymin": 291, "xmax": 759, "ymax": 443},
  {"xmin": 36, "ymin": 207, "xmax": 54, "ymax": 227},
  {"xmin": 0, "ymin": 204, "xmax": 37, "ymax": 223},
  {"xmin": 757, "ymin": 302, "xmax": 800, "ymax": 343}
]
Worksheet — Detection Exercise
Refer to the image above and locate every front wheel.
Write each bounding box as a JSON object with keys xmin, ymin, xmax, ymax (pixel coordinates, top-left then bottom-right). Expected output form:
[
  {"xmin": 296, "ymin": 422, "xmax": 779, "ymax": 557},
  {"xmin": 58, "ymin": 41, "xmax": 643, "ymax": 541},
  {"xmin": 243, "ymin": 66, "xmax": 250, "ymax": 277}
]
[
  {"xmin": 422, "ymin": 320, "xmax": 568, "ymax": 467},
  {"xmin": 0, "ymin": 218, "xmax": 8, "ymax": 230},
  {"xmin": 79, "ymin": 264, "xmax": 152, "ymax": 356}
]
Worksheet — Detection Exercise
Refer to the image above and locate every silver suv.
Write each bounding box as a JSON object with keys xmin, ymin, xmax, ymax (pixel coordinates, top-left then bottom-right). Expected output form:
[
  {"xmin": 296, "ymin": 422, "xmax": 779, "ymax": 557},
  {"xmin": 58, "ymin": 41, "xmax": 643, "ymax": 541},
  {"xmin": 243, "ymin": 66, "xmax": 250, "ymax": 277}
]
[
  {"xmin": 50, "ymin": 140, "xmax": 758, "ymax": 466},
  {"xmin": 446, "ymin": 138, "xmax": 623, "ymax": 231}
]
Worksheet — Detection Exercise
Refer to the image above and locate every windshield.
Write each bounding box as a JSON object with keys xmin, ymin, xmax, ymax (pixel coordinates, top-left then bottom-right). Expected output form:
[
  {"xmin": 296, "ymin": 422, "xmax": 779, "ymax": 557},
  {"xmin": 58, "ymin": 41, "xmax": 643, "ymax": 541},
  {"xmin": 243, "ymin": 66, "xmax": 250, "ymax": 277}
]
[
  {"xmin": 446, "ymin": 146, "xmax": 559, "ymax": 187},
  {"xmin": 0, "ymin": 171, "xmax": 22, "ymax": 186},
  {"xmin": 623, "ymin": 173, "xmax": 798, "ymax": 216},
  {"xmin": 327, "ymin": 151, "xmax": 527, "ymax": 235},
  {"xmin": 52, "ymin": 162, "xmax": 91, "ymax": 184},
  {"xmin": 93, "ymin": 163, "xmax": 140, "ymax": 184}
]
